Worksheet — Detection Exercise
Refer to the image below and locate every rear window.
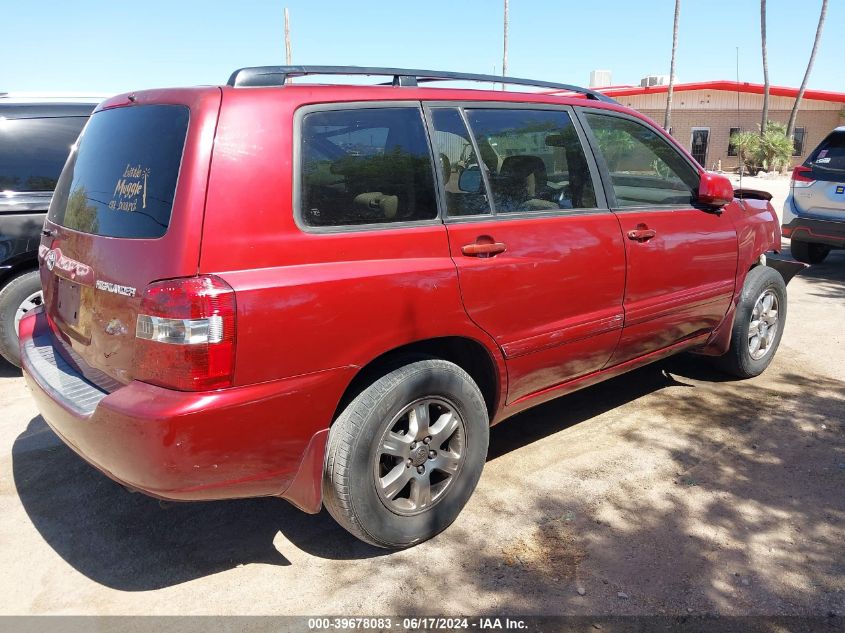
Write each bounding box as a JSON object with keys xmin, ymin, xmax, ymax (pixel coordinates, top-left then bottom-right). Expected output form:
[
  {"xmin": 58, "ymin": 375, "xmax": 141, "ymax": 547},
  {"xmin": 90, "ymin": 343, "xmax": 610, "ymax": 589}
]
[
  {"xmin": 49, "ymin": 105, "xmax": 189, "ymax": 238},
  {"xmin": 808, "ymin": 130, "xmax": 845, "ymax": 175},
  {"xmin": 0, "ymin": 116, "xmax": 88, "ymax": 192}
]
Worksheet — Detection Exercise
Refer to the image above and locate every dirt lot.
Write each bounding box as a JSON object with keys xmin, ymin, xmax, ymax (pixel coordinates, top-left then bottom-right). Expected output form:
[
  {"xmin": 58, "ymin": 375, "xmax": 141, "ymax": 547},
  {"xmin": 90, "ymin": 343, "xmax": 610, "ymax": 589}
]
[{"xmin": 0, "ymin": 203, "xmax": 842, "ymax": 616}]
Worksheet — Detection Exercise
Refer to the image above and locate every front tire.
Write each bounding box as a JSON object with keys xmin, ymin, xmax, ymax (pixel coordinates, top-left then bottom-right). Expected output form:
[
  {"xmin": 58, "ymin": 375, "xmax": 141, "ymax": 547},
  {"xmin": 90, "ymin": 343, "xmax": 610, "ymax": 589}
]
[
  {"xmin": 323, "ymin": 359, "xmax": 489, "ymax": 548},
  {"xmin": 716, "ymin": 266, "xmax": 786, "ymax": 379},
  {"xmin": 790, "ymin": 239, "xmax": 830, "ymax": 264},
  {"xmin": 0, "ymin": 270, "xmax": 43, "ymax": 367}
]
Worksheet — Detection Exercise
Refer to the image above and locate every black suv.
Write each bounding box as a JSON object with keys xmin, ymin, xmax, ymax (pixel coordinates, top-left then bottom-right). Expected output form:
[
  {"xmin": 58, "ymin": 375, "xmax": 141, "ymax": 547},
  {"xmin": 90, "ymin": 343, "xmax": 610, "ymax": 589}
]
[{"xmin": 0, "ymin": 93, "xmax": 102, "ymax": 366}]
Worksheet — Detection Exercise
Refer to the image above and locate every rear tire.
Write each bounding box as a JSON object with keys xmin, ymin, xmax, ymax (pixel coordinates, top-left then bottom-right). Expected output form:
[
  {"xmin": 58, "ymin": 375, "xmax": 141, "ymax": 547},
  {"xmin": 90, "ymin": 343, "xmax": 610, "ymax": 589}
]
[
  {"xmin": 323, "ymin": 359, "xmax": 489, "ymax": 548},
  {"xmin": 715, "ymin": 266, "xmax": 786, "ymax": 379},
  {"xmin": 790, "ymin": 239, "xmax": 830, "ymax": 264},
  {"xmin": 0, "ymin": 270, "xmax": 42, "ymax": 367}
]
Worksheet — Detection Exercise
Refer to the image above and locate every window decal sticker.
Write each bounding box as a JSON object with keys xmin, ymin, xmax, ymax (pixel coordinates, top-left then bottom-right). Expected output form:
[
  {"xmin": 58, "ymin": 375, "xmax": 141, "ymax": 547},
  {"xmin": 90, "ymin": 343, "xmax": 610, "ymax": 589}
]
[{"xmin": 109, "ymin": 163, "xmax": 150, "ymax": 213}]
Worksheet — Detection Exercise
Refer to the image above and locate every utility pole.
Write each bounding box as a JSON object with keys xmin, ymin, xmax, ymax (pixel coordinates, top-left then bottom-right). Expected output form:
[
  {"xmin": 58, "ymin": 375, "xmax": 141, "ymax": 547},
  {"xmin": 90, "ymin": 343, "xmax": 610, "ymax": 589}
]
[
  {"xmin": 284, "ymin": 8, "xmax": 292, "ymax": 65},
  {"xmin": 502, "ymin": 0, "xmax": 508, "ymax": 90}
]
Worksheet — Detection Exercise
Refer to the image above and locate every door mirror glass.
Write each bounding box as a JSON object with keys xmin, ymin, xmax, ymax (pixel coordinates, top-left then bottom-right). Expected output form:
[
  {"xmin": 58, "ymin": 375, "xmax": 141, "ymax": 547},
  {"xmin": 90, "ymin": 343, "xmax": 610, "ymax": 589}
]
[{"xmin": 458, "ymin": 165, "xmax": 483, "ymax": 193}]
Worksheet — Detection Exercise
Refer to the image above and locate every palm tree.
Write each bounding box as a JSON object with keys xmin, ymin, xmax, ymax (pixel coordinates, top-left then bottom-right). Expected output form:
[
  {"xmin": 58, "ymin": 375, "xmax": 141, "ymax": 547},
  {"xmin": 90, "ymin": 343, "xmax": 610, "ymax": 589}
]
[
  {"xmin": 787, "ymin": 0, "xmax": 828, "ymax": 140},
  {"xmin": 760, "ymin": 0, "xmax": 769, "ymax": 137},
  {"xmin": 663, "ymin": 0, "xmax": 681, "ymax": 132}
]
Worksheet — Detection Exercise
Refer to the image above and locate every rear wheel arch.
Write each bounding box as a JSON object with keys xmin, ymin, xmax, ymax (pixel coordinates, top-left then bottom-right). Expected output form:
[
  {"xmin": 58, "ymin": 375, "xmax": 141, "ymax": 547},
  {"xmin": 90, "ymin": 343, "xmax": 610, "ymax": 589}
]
[{"xmin": 331, "ymin": 336, "xmax": 502, "ymax": 424}]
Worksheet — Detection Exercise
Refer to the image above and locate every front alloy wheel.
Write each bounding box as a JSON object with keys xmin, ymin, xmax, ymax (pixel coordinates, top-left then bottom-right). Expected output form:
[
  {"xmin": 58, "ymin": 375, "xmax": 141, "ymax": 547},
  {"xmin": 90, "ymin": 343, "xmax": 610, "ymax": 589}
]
[
  {"xmin": 716, "ymin": 265, "xmax": 787, "ymax": 379},
  {"xmin": 747, "ymin": 289, "xmax": 779, "ymax": 360}
]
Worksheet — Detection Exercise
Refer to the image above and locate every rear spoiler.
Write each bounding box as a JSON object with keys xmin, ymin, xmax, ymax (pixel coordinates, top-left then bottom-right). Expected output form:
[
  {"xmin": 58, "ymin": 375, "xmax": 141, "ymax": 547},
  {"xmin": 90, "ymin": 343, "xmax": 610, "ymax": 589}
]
[{"xmin": 734, "ymin": 188, "xmax": 773, "ymax": 201}]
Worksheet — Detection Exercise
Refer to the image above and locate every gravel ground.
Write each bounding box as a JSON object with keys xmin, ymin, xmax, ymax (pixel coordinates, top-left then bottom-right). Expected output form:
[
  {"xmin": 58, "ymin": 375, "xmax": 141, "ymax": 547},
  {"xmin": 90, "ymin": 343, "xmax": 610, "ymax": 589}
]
[{"xmin": 0, "ymin": 182, "xmax": 842, "ymax": 617}]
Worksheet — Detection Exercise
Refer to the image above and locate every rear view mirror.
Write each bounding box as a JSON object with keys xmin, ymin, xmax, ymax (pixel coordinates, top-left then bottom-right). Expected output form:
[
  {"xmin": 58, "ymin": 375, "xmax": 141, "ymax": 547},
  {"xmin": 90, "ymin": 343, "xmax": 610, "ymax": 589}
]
[
  {"xmin": 458, "ymin": 166, "xmax": 483, "ymax": 193},
  {"xmin": 697, "ymin": 172, "xmax": 734, "ymax": 208}
]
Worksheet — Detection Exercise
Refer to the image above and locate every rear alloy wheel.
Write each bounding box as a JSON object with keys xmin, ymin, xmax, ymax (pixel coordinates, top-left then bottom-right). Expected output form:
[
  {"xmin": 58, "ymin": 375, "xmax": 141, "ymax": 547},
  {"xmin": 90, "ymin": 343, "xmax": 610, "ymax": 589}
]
[
  {"xmin": 715, "ymin": 266, "xmax": 786, "ymax": 379},
  {"xmin": 0, "ymin": 270, "xmax": 43, "ymax": 367},
  {"xmin": 790, "ymin": 239, "xmax": 830, "ymax": 265},
  {"xmin": 323, "ymin": 359, "xmax": 489, "ymax": 548}
]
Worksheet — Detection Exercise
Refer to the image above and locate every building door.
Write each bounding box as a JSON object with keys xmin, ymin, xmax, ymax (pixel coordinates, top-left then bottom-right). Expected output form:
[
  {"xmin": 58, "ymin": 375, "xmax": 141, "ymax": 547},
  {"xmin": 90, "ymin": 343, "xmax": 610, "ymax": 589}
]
[{"xmin": 690, "ymin": 128, "xmax": 710, "ymax": 167}]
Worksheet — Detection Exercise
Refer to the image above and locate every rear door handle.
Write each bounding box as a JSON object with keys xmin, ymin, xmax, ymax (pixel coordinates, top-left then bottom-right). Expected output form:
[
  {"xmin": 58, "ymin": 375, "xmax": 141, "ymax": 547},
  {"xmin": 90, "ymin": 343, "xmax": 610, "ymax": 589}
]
[
  {"xmin": 461, "ymin": 241, "xmax": 507, "ymax": 257},
  {"xmin": 627, "ymin": 225, "xmax": 657, "ymax": 242}
]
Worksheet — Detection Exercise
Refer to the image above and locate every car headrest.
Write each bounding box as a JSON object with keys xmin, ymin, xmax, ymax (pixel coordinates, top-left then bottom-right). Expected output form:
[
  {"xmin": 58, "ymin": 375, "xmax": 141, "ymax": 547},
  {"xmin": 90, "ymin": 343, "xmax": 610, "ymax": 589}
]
[{"xmin": 439, "ymin": 153, "xmax": 451, "ymax": 185}]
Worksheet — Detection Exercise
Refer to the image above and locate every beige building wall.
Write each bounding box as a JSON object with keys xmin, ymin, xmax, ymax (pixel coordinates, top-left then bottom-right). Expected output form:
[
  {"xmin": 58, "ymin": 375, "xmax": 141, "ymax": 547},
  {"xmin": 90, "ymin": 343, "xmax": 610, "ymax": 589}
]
[{"xmin": 616, "ymin": 89, "xmax": 844, "ymax": 171}]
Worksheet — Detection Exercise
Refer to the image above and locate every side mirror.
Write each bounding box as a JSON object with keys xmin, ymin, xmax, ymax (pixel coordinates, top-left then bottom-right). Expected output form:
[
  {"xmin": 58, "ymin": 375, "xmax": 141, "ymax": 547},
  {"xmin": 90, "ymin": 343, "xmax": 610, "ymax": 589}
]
[
  {"xmin": 458, "ymin": 166, "xmax": 483, "ymax": 193},
  {"xmin": 697, "ymin": 172, "xmax": 734, "ymax": 208}
]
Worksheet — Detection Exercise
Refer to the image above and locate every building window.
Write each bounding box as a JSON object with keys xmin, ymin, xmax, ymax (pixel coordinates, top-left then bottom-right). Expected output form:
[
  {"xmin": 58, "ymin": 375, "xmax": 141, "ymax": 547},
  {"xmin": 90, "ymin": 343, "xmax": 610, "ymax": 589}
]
[
  {"xmin": 727, "ymin": 127, "xmax": 741, "ymax": 157},
  {"xmin": 792, "ymin": 127, "xmax": 806, "ymax": 156}
]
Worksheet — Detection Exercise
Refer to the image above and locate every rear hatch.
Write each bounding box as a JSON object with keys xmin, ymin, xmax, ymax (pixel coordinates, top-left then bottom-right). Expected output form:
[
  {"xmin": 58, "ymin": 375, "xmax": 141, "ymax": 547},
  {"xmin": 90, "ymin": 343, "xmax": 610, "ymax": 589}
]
[
  {"xmin": 793, "ymin": 129, "xmax": 845, "ymax": 220},
  {"xmin": 39, "ymin": 88, "xmax": 221, "ymax": 387}
]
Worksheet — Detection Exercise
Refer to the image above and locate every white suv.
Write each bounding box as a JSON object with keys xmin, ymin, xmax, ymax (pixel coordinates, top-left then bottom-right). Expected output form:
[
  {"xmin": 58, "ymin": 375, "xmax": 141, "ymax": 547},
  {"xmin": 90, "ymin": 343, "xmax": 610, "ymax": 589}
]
[{"xmin": 783, "ymin": 126, "xmax": 845, "ymax": 264}]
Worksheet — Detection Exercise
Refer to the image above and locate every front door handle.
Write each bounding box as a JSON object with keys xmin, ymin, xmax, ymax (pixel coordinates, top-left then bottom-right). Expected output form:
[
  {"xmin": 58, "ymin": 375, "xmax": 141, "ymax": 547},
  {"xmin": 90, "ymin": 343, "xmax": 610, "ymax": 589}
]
[
  {"xmin": 627, "ymin": 224, "xmax": 657, "ymax": 242},
  {"xmin": 461, "ymin": 241, "xmax": 507, "ymax": 257}
]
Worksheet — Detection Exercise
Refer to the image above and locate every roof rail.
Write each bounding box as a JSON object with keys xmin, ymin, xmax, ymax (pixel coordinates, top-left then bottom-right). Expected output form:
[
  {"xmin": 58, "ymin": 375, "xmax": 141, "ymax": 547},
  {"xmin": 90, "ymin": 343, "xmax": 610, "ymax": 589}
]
[{"xmin": 226, "ymin": 65, "xmax": 617, "ymax": 103}]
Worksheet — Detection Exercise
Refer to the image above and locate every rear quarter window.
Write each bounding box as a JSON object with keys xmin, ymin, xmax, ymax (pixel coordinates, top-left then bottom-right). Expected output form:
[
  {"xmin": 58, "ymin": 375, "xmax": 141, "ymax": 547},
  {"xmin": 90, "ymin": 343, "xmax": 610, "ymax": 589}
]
[
  {"xmin": 298, "ymin": 107, "xmax": 437, "ymax": 228},
  {"xmin": 808, "ymin": 130, "xmax": 845, "ymax": 176},
  {"xmin": 48, "ymin": 104, "xmax": 189, "ymax": 238}
]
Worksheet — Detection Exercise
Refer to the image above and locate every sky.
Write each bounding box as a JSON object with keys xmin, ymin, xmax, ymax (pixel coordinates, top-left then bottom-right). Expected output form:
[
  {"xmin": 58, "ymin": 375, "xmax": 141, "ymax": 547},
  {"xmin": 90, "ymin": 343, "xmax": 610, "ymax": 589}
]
[{"xmin": 2, "ymin": 0, "xmax": 842, "ymax": 95}]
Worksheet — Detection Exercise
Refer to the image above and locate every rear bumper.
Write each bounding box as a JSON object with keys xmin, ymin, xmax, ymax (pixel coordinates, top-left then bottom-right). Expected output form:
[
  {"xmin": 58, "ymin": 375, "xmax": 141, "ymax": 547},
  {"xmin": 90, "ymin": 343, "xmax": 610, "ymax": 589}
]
[
  {"xmin": 19, "ymin": 309, "xmax": 354, "ymax": 511},
  {"xmin": 782, "ymin": 216, "xmax": 845, "ymax": 249}
]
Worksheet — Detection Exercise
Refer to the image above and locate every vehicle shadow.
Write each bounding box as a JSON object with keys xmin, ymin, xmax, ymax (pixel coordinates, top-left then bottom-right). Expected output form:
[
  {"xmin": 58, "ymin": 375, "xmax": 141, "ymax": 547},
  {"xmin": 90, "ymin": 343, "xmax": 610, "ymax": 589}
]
[
  {"xmin": 383, "ymin": 366, "xmax": 845, "ymax": 616},
  {"xmin": 785, "ymin": 243, "xmax": 845, "ymax": 300},
  {"xmin": 12, "ymin": 415, "xmax": 390, "ymax": 591},
  {"xmin": 12, "ymin": 360, "xmax": 689, "ymax": 592}
]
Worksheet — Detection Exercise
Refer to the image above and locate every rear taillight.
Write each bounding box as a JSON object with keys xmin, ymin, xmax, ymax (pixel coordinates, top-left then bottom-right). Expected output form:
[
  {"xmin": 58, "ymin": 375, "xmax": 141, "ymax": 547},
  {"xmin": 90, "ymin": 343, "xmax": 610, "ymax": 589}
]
[
  {"xmin": 134, "ymin": 275, "xmax": 236, "ymax": 391},
  {"xmin": 791, "ymin": 165, "xmax": 816, "ymax": 188}
]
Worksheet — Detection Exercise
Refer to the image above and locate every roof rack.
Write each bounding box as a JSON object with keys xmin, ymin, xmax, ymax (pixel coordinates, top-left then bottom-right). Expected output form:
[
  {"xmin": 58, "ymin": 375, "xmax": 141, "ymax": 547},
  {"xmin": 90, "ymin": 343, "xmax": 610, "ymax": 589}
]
[{"xmin": 226, "ymin": 65, "xmax": 617, "ymax": 103}]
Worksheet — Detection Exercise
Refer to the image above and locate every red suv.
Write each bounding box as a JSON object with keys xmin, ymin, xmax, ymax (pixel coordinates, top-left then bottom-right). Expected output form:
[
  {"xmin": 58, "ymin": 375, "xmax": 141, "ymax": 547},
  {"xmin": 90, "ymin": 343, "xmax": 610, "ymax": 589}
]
[{"xmin": 20, "ymin": 67, "xmax": 802, "ymax": 548}]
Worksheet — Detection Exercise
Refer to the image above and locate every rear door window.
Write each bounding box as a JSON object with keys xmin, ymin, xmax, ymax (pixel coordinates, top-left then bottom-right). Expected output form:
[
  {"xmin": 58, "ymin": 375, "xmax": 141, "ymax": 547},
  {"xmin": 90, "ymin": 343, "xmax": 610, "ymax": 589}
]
[
  {"xmin": 48, "ymin": 104, "xmax": 189, "ymax": 238},
  {"xmin": 463, "ymin": 108, "xmax": 598, "ymax": 213},
  {"xmin": 299, "ymin": 107, "xmax": 437, "ymax": 227},
  {"xmin": 584, "ymin": 113, "xmax": 699, "ymax": 207},
  {"xmin": 0, "ymin": 116, "xmax": 88, "ymax": 192}
]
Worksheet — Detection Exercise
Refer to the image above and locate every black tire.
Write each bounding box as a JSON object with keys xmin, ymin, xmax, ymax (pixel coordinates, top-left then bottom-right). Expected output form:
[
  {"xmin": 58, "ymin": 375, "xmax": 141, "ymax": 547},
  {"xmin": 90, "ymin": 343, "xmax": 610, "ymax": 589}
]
[
  {"xmin": 323, "ymin": 359, "xmax": 489, "ymax": 548},
  {"xmin": 790, "ymin": 239, "xmax": 830, "ymax": 265},
  {"xmin": 0, "ymin": 270, "xmax": 42, "ymax": 367},
  {"xmin": 715, "ymin": 266, "xmax": 787, "ymax": 379}
]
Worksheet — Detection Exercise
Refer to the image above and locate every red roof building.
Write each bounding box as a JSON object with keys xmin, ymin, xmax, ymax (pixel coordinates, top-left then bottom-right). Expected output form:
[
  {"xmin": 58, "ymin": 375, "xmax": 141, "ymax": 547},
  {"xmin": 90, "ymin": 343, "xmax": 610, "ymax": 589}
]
[{"xmin": 598, "ymin": 81, "xmax": 845, "ymax": 170}]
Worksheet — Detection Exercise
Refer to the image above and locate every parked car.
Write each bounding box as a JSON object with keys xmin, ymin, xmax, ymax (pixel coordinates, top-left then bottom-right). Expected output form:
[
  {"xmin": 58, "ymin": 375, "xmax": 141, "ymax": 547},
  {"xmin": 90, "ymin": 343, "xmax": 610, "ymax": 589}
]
[
  {"xmin": 0, "ymin": 93, "xmax": 102, "ymax": 366},
  {"xmin": 20, "ymin": 67, "xmax": 803, "ymax": 548},
  {"xmin": 783, "ymin": 125, "xmax": 845, "ymax": 264}
]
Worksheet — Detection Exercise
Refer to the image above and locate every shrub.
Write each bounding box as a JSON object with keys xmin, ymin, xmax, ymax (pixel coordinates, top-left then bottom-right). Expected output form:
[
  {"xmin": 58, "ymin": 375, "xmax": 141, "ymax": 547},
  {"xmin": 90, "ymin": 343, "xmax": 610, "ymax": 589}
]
[
  {"xmin": 731, "ymin": 122, "xmax": 794, "ymax": 174},
  {"xmin": 758, "ymin": 121, "xmax": 794, "ymax": 172}
]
